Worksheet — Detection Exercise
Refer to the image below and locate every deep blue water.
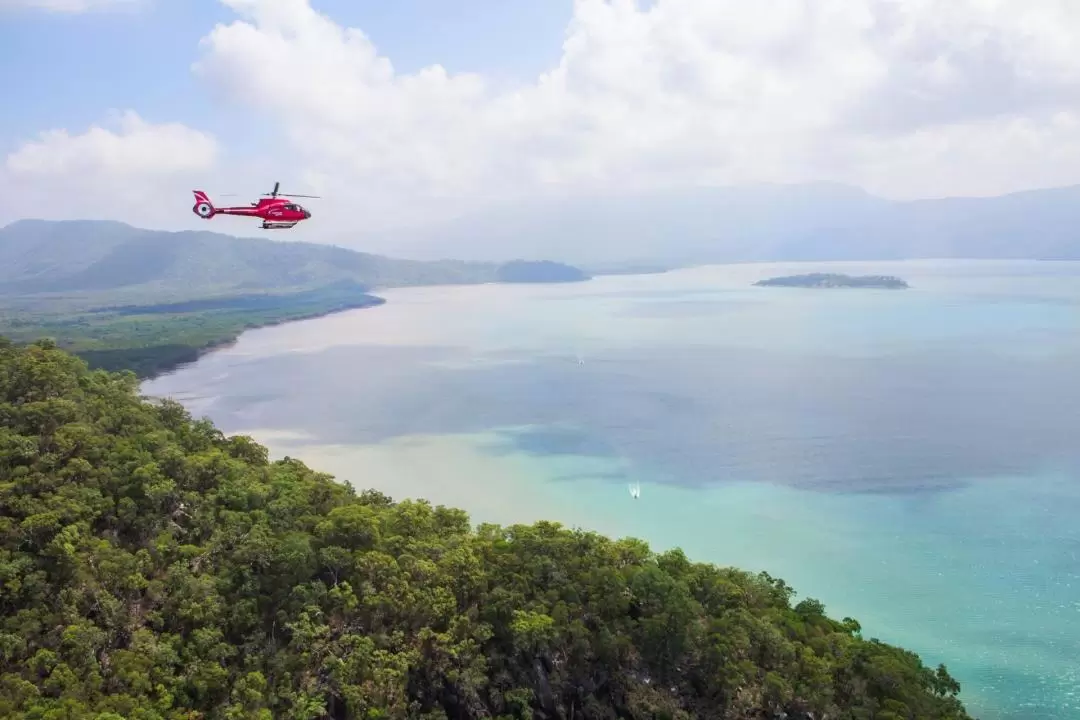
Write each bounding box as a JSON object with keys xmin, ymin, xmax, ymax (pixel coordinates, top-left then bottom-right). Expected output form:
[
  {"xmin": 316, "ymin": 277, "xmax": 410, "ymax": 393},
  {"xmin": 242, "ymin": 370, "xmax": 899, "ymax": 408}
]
[{"xmin": 144, "ymin": 260, "xmax": 1080, "ymax": 720}]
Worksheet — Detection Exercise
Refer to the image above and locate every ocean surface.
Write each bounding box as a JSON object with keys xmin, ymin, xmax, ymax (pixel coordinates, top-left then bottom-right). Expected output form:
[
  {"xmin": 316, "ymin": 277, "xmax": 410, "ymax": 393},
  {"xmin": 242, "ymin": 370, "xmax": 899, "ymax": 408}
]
[{"xmin": 142, "ymin": 260, "xmax": 1080, "ymax": 720}]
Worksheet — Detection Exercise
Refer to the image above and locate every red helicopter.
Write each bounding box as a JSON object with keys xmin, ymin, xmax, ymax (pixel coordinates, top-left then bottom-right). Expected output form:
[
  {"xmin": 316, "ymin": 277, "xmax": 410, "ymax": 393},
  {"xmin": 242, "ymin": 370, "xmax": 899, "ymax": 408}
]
[{"xmin": 191, "ymin": 181, "xmax": 319, "ymax": 230}]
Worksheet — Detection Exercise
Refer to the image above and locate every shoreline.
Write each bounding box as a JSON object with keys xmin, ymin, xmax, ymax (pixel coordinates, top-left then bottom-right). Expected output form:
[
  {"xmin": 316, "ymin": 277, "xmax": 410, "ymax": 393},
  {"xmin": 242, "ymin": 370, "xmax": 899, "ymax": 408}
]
[
  {"xmin": 128, "ymin": 294, "xmax": 390, "ymax": 383},
  {"xmin": 50, "ymin": 256, "xmax": 1069, "ymax": 382},
  {"xmin": 128, "ymin": 260, "xmax": 1080, "ymax": 720},
  {"xmin": 131, "ymin": 274, "xmax": 597, "ymax": 382}
]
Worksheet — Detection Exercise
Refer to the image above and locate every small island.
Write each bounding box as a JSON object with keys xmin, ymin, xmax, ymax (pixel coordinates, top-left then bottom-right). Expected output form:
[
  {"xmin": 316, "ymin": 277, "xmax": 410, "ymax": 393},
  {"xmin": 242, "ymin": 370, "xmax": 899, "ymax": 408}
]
[{"xmin": 754, "ymin": 272, "xmax": 910, "ymax": 289}]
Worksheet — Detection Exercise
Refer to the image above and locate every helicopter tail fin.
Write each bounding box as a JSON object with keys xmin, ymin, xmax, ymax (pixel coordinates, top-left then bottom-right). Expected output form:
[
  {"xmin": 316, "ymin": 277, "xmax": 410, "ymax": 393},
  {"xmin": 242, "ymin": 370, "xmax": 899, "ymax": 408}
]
[{"xmin": 192, "ymin": 190, "xmax": 215, "ymax": 219}]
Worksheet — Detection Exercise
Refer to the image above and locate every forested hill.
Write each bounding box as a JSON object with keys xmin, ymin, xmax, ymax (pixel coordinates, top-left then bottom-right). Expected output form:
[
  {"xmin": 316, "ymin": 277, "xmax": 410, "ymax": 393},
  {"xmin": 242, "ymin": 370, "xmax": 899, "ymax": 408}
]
[
  {"xmin": 0, "ymin": 219, "xmax": 587, "ymax": 304},
  {"xmin": 0, "ymin": 220, "xmax": 590, "ymax": 379},
  {"xmin": 0, "ymin": 339, "xmax": 973, "ymax": 720}
]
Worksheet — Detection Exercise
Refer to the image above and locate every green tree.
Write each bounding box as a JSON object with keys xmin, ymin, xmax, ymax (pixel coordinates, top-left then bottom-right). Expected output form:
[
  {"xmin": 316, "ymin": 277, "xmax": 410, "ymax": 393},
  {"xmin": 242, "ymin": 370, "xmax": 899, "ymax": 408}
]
[{"xmin": 0, "ymin": 339, "xmax": 974, "ymax": 720}]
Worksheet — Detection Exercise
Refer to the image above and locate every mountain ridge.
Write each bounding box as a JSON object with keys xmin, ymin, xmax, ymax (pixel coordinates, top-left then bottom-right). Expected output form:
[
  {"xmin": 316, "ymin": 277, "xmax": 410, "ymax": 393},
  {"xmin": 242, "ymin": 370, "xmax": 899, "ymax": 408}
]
[
  {"xmin": 0, "ymin": 218, "xmax": 590, "ymax": 306},
  {"xmin": 0, "ymin": 219, "xmax": 494, "ymax": 303},
  {"xmin": 344, "ymin": 181, "xmax": 1080, "ymax": 265}
]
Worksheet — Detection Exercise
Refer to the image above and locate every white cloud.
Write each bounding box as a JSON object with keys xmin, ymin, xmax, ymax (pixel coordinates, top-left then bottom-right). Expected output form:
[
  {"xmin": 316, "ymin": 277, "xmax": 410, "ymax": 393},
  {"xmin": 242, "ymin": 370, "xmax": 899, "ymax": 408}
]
[
  {"xmin": 189, "ymin": 0, "xmax": 1080, "ymax": 234},
  {"xmin": 6, "ymin": 111, "xmax": 216, "ymax": 177},
  {"xmin": 0, "ymin": 0, "xmax": 144, "ymax": 12},
  {"xmin": 7, "ymin": 0, "xmax": 1080, "ymax": 238},
  {"xmin": 0, "ymin": 111, "xmax": 219, "ymax": 228}
]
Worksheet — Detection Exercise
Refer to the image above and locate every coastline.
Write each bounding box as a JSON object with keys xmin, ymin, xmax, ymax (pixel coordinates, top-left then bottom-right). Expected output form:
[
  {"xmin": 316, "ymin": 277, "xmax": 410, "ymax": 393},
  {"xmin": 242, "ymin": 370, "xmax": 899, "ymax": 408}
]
[
  {"xmin": 137, "ymin": 260, "xmax": 1080, "ymax": 720},
  {"xmin": 123, "ymin": 274, "xmax": 596, "ymax": 381},
  {"xmin": 106, "ymin": 293, "xmax": 390, "ymax": 382}
]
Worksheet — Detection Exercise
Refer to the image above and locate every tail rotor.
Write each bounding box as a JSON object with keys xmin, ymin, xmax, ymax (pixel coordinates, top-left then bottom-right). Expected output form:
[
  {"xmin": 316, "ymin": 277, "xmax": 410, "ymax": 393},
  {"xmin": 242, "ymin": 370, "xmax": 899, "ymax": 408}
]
[{"xmin": 192, "ymin": 190, "xmax": 215, "ymax": 219}]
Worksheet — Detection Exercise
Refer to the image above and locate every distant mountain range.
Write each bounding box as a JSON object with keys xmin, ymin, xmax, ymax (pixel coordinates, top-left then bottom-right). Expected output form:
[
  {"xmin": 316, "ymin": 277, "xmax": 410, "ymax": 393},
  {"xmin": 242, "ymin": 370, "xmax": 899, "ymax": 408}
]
[
  {"xmin": 351, "ymin": 182, "xmax": 1080, "ymax": 267},
  {"xmin": 4, "ymin": 179, "xmax": 1078, "ymax": 308},
  {"xmin": 0, "ymin": 219, "xmax": 588, "ymax": 311}
]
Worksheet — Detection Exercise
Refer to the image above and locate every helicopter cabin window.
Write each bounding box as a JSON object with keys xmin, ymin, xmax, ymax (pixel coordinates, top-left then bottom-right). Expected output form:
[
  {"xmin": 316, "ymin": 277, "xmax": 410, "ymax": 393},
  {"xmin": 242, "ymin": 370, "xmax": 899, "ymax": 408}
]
[{"xmin": 283, "ymin": 204, "xmax": 297, "ymax": 211}]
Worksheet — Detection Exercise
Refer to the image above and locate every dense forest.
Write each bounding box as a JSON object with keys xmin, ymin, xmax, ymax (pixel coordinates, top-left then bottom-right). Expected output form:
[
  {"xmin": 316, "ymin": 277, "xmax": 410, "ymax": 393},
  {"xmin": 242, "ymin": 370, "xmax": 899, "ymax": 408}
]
[
  {"xmin": 0, "ymin": 339, "xmax": 973, "ymax": 720},
  {"xmin": 1, "ymin": 282, "xmax": 386, "ymax": 378}
]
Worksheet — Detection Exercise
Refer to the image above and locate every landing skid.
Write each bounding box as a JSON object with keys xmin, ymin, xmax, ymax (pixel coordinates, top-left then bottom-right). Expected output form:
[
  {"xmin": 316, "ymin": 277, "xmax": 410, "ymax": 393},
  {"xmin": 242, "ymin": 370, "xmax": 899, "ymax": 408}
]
[{"xmin": 261, "ymin": 220, "xmax": 299, "ymax": 230}]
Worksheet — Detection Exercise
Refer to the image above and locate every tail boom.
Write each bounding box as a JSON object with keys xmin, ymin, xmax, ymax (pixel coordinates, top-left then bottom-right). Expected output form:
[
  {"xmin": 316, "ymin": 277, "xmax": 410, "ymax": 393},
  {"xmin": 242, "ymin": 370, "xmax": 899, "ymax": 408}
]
[{"xmin": 192, "ymin": 191, "xmax": 263, "ymax": 219}]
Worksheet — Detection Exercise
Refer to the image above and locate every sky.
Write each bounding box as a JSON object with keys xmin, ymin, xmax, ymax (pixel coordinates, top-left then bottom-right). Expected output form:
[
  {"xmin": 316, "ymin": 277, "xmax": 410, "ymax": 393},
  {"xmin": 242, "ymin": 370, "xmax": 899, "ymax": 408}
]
[{"xmin": 3, "ymin": 0, "xmax": 1080, "ymax": 243}]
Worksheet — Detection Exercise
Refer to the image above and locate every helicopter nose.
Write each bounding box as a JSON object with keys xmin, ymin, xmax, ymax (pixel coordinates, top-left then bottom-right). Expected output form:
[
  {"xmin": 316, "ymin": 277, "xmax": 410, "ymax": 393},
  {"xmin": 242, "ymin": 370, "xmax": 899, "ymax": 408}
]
[{"xmin": 304, "ymin": 209, "xmax": 311, "ymax": 219}]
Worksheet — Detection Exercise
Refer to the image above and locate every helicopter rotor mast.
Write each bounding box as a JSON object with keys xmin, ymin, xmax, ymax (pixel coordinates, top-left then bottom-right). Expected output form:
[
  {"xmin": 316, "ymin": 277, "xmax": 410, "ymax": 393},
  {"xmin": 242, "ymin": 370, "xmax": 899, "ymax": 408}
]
[{"xmin": 262, "ymin": 181, "xmax": 320, "ymax": 200}]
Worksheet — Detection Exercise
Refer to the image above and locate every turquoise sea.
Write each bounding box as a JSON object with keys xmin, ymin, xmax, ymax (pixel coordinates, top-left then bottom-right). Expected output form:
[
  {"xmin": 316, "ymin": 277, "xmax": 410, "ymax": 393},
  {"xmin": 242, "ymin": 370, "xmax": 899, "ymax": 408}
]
[{"xmin": 143, "ymin": 260, "xmax": 1080, "ymax": 720}]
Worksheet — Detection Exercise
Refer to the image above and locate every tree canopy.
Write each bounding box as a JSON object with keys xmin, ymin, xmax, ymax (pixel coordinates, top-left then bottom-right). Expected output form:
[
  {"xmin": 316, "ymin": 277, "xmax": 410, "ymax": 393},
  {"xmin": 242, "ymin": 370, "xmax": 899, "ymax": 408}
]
[{"xmin": 0, "ymin": 338, "xmax": 972, "ymax": 720}]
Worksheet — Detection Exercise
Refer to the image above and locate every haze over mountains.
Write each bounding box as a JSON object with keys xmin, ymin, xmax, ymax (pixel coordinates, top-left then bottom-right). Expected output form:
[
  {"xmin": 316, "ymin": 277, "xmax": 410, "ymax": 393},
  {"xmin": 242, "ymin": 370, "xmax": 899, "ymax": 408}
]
[
  {"xmin": 0, "ymin": 218, "xmax": 585, "ymax": 377},
  {"xmin": 2, "ymin": 181, "xmax": 1078, "ymax": 294},
  {"xmin": 349, "ymin": 182, "xmax": 1080, "ymax": 267},
  {"xmin": 0, "ymin": 219, "xmax": 583, "ymax": 311}
]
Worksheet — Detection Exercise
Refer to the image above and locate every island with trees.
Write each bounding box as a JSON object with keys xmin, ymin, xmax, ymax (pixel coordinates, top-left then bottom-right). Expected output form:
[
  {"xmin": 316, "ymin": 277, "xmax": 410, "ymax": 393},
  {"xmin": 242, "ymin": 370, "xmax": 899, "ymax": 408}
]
[
  {"xmin": 0, "ymin": 338, "xmax": 972, "ymax": 720},
  {"xmin": 754, "ymin": 272, "xmax": 910, "ymax": 289}
]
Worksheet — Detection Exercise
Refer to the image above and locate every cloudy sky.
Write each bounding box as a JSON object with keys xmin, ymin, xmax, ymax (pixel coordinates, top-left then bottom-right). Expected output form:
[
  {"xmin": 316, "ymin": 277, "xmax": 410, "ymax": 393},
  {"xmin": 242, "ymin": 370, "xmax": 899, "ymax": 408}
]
[{"xmin": 3, "ymin": 0, "xmax": 1080, "ymax": 241}]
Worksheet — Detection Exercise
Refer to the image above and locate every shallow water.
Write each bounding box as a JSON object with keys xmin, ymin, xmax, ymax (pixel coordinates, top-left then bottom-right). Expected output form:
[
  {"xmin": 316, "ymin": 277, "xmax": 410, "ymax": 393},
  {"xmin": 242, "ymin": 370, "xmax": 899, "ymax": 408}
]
[{"xmin": 144, "ymin": 260, "xmax": 1080, "ymax": 719}]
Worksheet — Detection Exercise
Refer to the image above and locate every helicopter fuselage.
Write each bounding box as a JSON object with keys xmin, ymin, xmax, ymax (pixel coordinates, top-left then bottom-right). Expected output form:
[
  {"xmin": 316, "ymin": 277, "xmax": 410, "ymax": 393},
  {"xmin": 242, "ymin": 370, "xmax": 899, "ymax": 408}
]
[{"xmin": 192, "ymin": 188, "xmax": 313, "ymax": 230}]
